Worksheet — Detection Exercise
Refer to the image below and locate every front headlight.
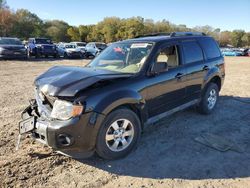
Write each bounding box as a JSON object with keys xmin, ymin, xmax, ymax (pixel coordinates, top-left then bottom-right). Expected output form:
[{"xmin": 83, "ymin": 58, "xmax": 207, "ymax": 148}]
[{"xmin": 51, "ymin": 100, "xmax": 84, "ymax": 120}]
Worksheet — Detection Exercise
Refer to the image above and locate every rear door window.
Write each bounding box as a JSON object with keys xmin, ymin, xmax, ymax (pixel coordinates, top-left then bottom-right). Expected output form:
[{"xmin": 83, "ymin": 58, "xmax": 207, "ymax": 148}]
[
  {"xmin": 182, "ymin": 41, "xmax": 203, "ymax": 64},
  {"xmin": 199, "ymin": 38, "xmax": 221, "ymax": 59}
]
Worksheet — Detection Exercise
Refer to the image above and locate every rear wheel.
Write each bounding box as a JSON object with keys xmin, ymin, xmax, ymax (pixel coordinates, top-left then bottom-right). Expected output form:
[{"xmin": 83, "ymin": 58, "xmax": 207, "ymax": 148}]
[
  {"xmin": 197, "ymin": 83, "xmax": 219, "ymax": 114},
  {"xmin": 96, "ymin": 108, "xmax": 141, "ymax": 160}
]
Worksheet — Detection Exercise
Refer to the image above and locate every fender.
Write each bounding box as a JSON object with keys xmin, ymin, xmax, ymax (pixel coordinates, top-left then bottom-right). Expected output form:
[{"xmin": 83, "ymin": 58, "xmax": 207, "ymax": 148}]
[
  {"xmin": 202, "ymin": 66, "xmax": 221, "ymax": 90},
  {"xmin": 97, "ymin": 89, "xmax": 145, "ymax": 115},
  {"xmin": 75, "ymin": 90, "xmax": 146, "ymax": 151},
  {"xmin": 83, "ymin": 89, "xmax": 147, "ymax": 121}
]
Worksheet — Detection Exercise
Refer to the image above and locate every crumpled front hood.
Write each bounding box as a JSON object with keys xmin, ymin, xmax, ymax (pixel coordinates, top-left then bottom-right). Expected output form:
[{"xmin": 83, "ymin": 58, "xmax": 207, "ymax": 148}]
[{"xmin": 35, "ymin": 66, "xmax": 131, "ymax": 97}]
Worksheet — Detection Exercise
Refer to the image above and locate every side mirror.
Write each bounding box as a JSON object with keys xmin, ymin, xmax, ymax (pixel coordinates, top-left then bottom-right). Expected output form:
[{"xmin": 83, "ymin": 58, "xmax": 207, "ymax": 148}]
[{"xmin": 149, "ymin": 62, "xmax": 168, "ymax": 76}]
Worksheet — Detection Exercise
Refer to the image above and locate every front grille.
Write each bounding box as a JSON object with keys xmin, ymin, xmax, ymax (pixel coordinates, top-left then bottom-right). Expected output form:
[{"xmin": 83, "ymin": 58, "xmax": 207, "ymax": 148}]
[
  {"xmin": 43, "ymin": 45, "xmax": 53, "ymax": 50},
  {"xmin": 41, "ymin": 45, "xmax": 55, "ymax": 53},
  {"xmin": 2, "ymin": 49, "xmax": 26, "ymax": 55},
  {"xmin": 70, "ymin": 51, "xmax": 80, "ymax": 55}
]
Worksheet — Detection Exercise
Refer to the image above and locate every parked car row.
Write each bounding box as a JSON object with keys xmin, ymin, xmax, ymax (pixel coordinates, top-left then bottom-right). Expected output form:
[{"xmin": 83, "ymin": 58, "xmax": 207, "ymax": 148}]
[
  {"xmin": 0, "ymin": 37, "xmax": 108, "ymax": 60},
  {"xmin": 220, "ymin": 48, "xmax": 250, "ymax": 56}
]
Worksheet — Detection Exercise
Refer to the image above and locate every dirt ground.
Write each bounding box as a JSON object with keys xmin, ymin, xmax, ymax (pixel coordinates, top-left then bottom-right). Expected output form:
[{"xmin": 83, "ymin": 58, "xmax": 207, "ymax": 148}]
[{"xmin": 0, "ymin": 57, "xmax": 250, "ymax": 188}]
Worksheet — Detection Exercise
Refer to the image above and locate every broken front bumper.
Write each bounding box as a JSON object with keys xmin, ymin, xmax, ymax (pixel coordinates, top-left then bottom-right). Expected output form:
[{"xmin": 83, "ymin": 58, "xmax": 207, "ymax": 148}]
[{"xmin": 19, "ymin": 102, "xmax": 105, "ymax": 158}]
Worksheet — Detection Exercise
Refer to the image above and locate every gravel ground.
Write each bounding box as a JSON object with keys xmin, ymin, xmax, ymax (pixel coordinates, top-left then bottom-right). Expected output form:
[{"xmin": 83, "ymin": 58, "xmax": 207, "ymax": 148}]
[{"xmin": 0, "ymin": 57, "xmax": 250, "ymax": 188}]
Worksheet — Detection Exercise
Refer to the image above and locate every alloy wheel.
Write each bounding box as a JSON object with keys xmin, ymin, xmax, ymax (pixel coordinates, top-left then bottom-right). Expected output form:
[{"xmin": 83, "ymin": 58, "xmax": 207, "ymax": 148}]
[
  {"xmin": 207, "ymin": 88, "xmax": 217, "ymax": 110},
  {"xmin": 105, "ymin": 119, "xmax": 134, "ymax": 152}
]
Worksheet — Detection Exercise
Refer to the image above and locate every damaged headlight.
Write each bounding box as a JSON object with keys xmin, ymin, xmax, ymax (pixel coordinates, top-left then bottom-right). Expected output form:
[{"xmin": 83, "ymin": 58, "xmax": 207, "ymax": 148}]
[{"xmin": 51, "ymin": 100, "xmax": 83, "ymax": 120}]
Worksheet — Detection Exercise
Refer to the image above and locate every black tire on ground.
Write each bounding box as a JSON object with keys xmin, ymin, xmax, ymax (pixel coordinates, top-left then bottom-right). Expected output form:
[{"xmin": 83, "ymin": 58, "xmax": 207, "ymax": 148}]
[
  {"xmin": 22, "ymin": 56, "xmax": 28, "ymax": 60},
  {"xmin": 27, "ymin": 50, "xmax": 31, "ymax": 58},
  {"xmin": 96, "ymin": 108, "xmax": 141, "ymax": 160},
  {"xmin": 35, "ymin": 52, "xmax": 40, "ymax": 59},
  {"xmin": 64, "ymin": 53, "xmax": 68, "ymax": 59},
  {"xmin": 197, "ymin": 82, "xmax": 219, "ymax": 114}
]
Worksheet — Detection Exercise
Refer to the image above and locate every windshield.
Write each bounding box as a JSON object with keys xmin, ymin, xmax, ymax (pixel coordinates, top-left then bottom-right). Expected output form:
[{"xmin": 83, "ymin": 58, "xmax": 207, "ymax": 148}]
[
  {"xmin": 65, "ymin": 45, "xmax": 76, "ymax": 48},
  {"xmin": 0, "ymin": 38, "xmax": 22, "ymax": 45},
  {"xmin": 96, "ymin": 43, "xmax": 107, "ymax": 49},
  {"xmin": 88, "ymin": 42, "xmax": 153, "ymax": 74},
  {"xmin": 35, "ymin": 39, "xmax": 52, "ymax": 44}
]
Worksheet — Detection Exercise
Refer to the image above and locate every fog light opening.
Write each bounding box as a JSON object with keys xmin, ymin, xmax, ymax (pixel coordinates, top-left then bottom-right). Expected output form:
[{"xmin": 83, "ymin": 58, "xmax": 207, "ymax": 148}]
[{"xmin": 57, "ymin": 134, "xmax": 72, "ymax": 146}]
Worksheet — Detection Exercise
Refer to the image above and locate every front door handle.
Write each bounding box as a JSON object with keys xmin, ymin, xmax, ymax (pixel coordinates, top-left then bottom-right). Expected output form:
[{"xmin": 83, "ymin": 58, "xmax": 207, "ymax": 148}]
[
  {"xmin": 175, "ymin": 73, "xmax": 184, "ymax": 79},
  {"xmin": 203, "ymin": 65, "xmax": 209, "ymax": 71}
]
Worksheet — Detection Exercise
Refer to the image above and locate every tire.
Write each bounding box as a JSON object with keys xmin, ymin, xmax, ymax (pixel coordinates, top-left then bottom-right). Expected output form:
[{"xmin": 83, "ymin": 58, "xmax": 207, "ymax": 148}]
[
  {"xmin": 27, "ymin": 50, "xmax": 31, "ymax": 58},
  {"xmin": 35, "ymin": 51, "xmax": 40, "ymax": 59},
  {"xmin": 64, "ymin": 53, "xmax": 68, "ymax": 59},
  {"xmin": 197, "ymin": 82, "xmax": 219, "ymax": 114},
  {"xmin": 96, "ymin": 108, "xmax": 141, "ymax": 160}
]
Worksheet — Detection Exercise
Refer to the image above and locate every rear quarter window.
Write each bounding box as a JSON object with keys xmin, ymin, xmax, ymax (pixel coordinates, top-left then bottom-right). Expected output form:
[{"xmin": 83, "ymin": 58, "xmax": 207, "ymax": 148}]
[
  {"xmin": 182, "ymin": 41, "xmax": 203, "ymax": 64},
  {"xmin": 199, "ymin": 38, "xmax": 221, "ymax": 59}
]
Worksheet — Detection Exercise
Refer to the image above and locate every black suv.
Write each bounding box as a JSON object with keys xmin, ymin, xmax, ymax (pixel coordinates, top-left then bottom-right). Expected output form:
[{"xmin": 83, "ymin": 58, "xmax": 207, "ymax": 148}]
[
  {"xmin": 19, "ymin": 32, "xmax": 225, "ymax": 159},
  {"xmin": 28, "ymin": 38, "xmax": 57, "ymax": 58}
]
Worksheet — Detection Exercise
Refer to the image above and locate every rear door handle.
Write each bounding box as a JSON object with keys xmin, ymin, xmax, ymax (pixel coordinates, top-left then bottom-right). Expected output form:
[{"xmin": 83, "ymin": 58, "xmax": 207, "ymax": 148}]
[
  {"xmin": 175, "ymin": 73, "xmax": 184, "ymax": 79},
  {"xmin": 203, "ymin": 65, "xmax": 209, "ymax": 71}
]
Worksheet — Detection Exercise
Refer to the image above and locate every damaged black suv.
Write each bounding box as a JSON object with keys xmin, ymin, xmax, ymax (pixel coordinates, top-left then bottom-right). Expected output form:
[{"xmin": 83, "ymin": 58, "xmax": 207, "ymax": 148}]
[{"xmin": 19, "ymin": 32, "xmax": 225, "ymax": 159}]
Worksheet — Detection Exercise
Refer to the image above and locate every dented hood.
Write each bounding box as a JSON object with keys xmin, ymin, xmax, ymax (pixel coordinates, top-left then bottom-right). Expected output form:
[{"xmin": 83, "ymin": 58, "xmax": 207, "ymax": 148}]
[{"xmin": 35, "ymin": 66, "xmax": 131, "ymax": 97}]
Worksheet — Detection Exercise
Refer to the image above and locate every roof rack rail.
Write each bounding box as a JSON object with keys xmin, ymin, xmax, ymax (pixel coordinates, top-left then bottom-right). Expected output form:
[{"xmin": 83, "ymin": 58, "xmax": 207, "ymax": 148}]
[
  {"xmin": 135, "ymin": 32, "xmax": 206, "ymax": 38},
  {"xmin": 170, "ymin": 32, "xmax": 206, "ymax": 37},
  {"xmin": 135, "ymin": 32, "xmax": 171, "ymax": 38}
]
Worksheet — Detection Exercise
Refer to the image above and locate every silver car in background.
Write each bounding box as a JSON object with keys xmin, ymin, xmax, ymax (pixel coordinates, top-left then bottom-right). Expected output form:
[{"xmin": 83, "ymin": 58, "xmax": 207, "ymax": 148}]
[
  {"xmin": 70, "ymin": 42, "xmax": 86, "ymax": 57},
  {"xmin": 57, "ymin": 43, "xmax": 83, "ymax": 59},
  {"xmin": 85, "ymin": 42, "xmax": 107, "ymax": 58}
]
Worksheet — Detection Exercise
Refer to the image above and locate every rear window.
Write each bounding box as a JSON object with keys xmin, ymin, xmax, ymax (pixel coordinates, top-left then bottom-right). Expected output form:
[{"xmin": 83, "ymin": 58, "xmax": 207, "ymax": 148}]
[
  {"xmin": 199, "ymin": 38, "xmax": 221, "ymax": 59},
  {"xmin": 182, "ymin": 41, "xmax": 203, "ymax": 64}
]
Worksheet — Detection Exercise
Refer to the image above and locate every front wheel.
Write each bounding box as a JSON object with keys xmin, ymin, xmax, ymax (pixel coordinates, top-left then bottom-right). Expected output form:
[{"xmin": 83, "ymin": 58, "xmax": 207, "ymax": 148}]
[
  {"xmin": 96, "ymin": 108, "xmax": 141, "ymax": 160},
  {"xmin": 197, "ymin": 83, "xmax": 219, "ymax": 114},
  {"xmin": 64, "ymin": 52, "xmax": 68, "ymax": 59}
]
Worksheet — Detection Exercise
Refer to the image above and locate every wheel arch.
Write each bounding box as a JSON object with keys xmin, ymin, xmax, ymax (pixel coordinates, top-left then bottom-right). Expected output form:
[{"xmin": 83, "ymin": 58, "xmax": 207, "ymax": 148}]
[{"xmin": 203, "ymin": 67, "xmax": 222, "ymax": 91}]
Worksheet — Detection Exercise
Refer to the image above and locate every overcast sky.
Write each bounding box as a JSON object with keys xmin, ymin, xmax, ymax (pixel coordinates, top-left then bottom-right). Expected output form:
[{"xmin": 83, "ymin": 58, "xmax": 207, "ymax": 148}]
[{"xmin": 7, "ymin": 0, "xmax": 250, "ymax": 31}]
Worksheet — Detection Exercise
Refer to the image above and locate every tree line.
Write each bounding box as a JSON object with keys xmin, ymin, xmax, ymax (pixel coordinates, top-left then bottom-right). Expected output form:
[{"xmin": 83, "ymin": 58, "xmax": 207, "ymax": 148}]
[{"xmin": 0, "ymin": 1, "xmax": 250, "ymax": 47}]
